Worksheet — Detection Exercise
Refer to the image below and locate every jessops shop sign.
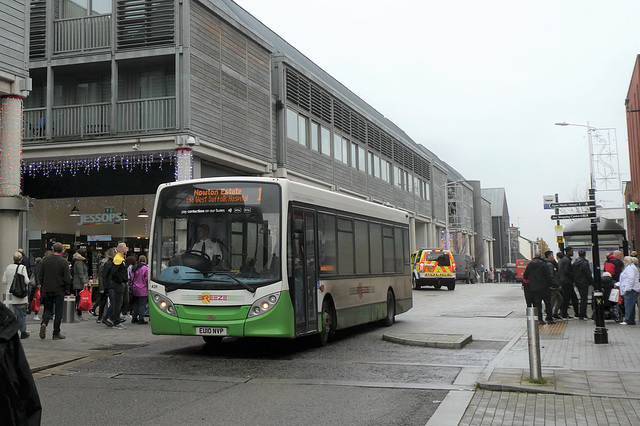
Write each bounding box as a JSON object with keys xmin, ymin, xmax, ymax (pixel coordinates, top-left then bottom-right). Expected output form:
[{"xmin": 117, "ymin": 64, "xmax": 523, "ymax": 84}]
[{"xmin": 78, "ymin": 210, "xmax": 124, "ymax": 226}]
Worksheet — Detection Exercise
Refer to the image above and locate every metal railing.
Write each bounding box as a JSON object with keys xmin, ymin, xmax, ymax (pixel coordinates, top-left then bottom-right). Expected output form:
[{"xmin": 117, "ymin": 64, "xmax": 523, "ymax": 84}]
[
  {"xmin": 54, "ymin": 14, "xmax": 111, "ymax": 53},
  {"xmin": 23, "ymin": 97, "xmax": 176, "ymax": 140},
  {"xmin": 117, "ymin": 97, "xmax": 176, "ymax": 133},
  {"xmin": 52, "ymin": 102, "xmax": 111, "ymax": 137},
  {"xmin": 24, "ymin": 108, "xmax": 47, "ymax": 140}
]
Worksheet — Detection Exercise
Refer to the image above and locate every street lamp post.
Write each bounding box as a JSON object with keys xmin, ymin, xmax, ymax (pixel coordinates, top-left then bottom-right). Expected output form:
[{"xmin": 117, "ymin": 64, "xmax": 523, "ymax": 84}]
[{"xmin": 556, "ymin": 121, "xmax": 607, "ymax": 343}]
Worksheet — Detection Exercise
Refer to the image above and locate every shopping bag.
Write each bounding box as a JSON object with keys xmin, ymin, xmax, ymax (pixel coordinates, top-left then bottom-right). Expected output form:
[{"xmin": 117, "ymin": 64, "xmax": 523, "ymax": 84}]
[
  {"xmin": 609, "ymin": 287, "xmax": 620, "ymax": 303},
  {"xmin": 78, "ymin": 285, "xmax": 92, "ymax": 311},
  {"xmin": 30, "ymin": 287, "xmax": 41, "ymax": 312}
]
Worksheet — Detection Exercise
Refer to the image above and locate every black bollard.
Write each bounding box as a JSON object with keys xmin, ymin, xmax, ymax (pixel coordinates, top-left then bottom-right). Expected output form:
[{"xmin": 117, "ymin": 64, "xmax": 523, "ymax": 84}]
[{"xmin": 593, "ymin": 290, "xmax": 608, "ymax": 344}]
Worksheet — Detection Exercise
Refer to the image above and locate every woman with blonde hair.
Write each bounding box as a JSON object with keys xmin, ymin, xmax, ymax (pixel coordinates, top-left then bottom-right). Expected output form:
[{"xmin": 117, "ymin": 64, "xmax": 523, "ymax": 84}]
[{"xmin": 2, "ymin": 252, "xmax": 31, "ymax": 338}]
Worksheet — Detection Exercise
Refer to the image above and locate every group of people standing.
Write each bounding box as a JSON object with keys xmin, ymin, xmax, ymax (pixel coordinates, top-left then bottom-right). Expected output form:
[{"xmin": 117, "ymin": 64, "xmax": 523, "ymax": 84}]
[
  {"xmin": 2, "ymin": 242, "xmax": 149, "ymax": 340},
  {"xmin": 89, "ymin": 243, "xmax": 150, "ymax": 330},
  {"xmin": 522, "ymin": 246, "xmax": 640, "ymax": 325}
]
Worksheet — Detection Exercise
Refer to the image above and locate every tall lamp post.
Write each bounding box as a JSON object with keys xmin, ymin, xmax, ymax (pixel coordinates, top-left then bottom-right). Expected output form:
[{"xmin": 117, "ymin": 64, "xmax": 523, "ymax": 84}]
[{"xmin": 556, "ymin": 121, "xmax": 607, "ymax": 343}]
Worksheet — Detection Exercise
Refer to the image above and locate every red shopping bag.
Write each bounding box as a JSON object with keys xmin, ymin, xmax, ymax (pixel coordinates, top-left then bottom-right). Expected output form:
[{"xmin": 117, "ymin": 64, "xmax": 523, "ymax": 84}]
[
  {"xmin": 78, "ymin": 285, "xmax": 92, "ymax": 311},
  {"xmin": 30, "ymin": 287, "xmax": 41, "ymax": 312}
]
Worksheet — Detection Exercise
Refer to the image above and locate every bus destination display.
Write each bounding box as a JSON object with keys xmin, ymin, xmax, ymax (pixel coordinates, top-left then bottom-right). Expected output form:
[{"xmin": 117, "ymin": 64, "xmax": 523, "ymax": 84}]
[{"xmin": 185, "ymin": 187, "xmax": 263, "ymax": 205}]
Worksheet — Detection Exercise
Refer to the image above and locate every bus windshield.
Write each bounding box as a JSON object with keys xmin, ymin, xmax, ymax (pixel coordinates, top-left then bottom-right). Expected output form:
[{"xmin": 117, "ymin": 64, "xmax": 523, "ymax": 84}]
[{"xmin": 151, "ymin": 181, "xmax": 281, "ymax": 292}]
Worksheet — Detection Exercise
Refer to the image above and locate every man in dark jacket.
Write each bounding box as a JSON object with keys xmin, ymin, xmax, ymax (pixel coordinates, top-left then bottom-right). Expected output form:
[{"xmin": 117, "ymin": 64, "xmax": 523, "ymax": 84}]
[
  {"xmin": 103, "ymin": 243, "xmax": 129, "ymax": 329},
  {"xmin": 558, "ymin": 246, "xmax": 579, "ymax": 319},
  {"xmin": 573, "ymin": 249, "xmax": 594, "ymax": 321},
  {"xmin": 545, "ymin": 250, "xmax": 563, "ymax": 319},
  {"xmin": 523, "ymin": 252, "xmax": 556, "ymax": 324},
  {"xmin": 37, "ymin": 242, "xmax": 71, "ymax": 340}
]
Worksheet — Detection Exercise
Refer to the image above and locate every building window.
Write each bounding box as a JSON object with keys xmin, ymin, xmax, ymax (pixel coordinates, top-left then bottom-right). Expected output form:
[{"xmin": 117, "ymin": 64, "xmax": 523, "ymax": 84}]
[
  {"xmin": 311, "ymin": 122, "xmax": 319, "ymax": 151},
  {"xmin": 286, "ymin": 108, "xmax": 307, "ymax": 146},
  {"xmin": 60, "ymin": 0, "xmax": 111, "ymax": 18},
  {"xmin": 357, "ymin": 146, "xmax": 366, "ymax": 172},
  {"xmin": 381, "ymin": 159, "xmax": 390, "ymax": 183},
  {"xmin": 394, "ymin": 166, "xmax": 403, "ymax": 189},
  {"xmin": 406, "ymin": 172, "xmax": 413, "ymax": 193},
  {"xmin": 350, "ymin": 143, "xmax": 357, "ymax": 169},
  {"xmin": 321, "ymin": 127, "xmax": 331, "ymax": 156},
  {"xmin": 334, "ymin": 135, "xmax": 349, "ymax": 165}
]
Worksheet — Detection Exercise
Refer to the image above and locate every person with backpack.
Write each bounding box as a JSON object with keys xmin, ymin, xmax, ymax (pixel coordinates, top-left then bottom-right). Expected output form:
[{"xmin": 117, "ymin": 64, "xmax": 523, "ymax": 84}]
[{"xmin": 2, "ymin": 252, "xmax": 31, "ymax": 339}]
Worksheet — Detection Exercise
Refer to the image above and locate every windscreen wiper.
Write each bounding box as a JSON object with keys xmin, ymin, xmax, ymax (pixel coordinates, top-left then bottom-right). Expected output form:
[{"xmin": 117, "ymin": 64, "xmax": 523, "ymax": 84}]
[{"xmin": 208, "ymin": 272, "xmax": 256, "ymax": 293}]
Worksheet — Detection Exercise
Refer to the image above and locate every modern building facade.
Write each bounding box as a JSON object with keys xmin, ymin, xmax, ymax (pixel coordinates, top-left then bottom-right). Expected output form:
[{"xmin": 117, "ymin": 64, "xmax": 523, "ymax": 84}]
[
  {"xmin": 482, "ymin": 188, "xmax": 511, "ymax": 267},
  {"xmin": 21, "ymin": 0, "xmax": 496, "ymax": 267},
  {"xmin": 1, "ymin": 0, "xmax": 32, "ymax": 267},
  {"xmin": 625, "ymin": 54, "xmax": 640, "ymax": 251}
]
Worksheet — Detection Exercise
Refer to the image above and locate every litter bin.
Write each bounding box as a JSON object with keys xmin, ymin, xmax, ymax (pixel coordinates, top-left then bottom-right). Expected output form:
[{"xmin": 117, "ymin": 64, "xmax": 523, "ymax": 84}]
[{"xmin": 63, "ymin": 295, "xmax": 76, "ymax": 323}]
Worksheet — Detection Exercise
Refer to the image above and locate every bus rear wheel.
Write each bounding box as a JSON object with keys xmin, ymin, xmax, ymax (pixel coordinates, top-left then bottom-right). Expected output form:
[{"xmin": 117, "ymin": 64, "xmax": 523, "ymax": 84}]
[
  {"xmin": 317, "ymin": 299, "xmax": 336, "ymax": 347},
  {"xmin": 381, "ymin": 289, "xmax": 395, "ymax": 326}
]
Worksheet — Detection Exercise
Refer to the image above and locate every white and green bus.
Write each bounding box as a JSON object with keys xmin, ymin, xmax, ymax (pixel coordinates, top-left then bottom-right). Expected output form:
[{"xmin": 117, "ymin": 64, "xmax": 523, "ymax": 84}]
[{"xmin": 149, "ymin": 177, "xmax": 412, "ymax": 346}]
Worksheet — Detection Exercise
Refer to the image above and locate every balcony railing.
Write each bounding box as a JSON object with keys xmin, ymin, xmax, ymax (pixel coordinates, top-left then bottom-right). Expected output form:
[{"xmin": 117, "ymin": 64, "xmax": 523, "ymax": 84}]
[
  {"xmin": 24, "ymin": 108, "xmax": 47, "ymax": 140},
  {"xmin": 117, "ymin": 97, "xmax": 176, "ymax": 133},
  {"xmin": 52, "ymin": 103, "xmax": 111, "ymax": 137},
  {"xmin": 54, "ymin": 14, "xmax": 111, "ymax": 53},
  {"xmin": 23, "ymin": 97, "xmax": 176, "ymax": 140}
]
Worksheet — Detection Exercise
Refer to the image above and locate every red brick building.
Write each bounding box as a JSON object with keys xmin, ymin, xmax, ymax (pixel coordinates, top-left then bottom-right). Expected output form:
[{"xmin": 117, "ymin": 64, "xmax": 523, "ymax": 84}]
[{"xmin": 625, "ymin": 54, "xmax": 640, "ymax": 251}]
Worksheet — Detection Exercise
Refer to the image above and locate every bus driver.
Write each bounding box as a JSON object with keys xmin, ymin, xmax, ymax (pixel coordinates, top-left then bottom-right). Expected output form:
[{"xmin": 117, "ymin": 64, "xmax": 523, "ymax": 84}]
[{"xmin": 192, "ymin": 224, "xmax": 223, "ymax": 265}]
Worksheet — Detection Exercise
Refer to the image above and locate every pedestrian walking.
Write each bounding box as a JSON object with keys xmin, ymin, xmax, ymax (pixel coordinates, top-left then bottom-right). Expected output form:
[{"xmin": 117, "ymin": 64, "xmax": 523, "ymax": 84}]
[
  {"xmin": 38, "ymin": 242, "xmax": 72, "ymax": 340},
  {"xmin": 72, "ymin": 249, "xmax": 90, "ymax": 320},
  {"xmin": 104, "ymin": 243, "xmax": 129, "ymax": 330},
  {"xmin": 573, "ymin": 249, "xmax": 594, "ymax": 321},
  {"xmin": 558, "ymin": 246, "xmax": 579, "ymax": 319},
  {"xmin": 619, "ymin": 256, "xmax": 640, "ymax": 325},
  {"xmin": 2, "ymin": 252, "xmax": 31, "ymax": 339},
  {"xmin": 91, "ymin": 249, "xmax": 115, "ymax": 323}
]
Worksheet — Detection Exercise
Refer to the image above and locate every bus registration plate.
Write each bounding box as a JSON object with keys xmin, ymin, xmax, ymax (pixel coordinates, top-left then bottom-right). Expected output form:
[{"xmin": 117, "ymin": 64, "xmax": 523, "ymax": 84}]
[{"xmin": 195, "ymin": 326, "xmax": 227, "ymax": 336}]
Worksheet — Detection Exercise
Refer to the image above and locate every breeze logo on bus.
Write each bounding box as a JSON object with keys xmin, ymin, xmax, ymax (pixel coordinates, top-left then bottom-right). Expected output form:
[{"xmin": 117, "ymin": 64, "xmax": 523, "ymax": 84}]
[
  {"xmin": 183, "ymin": 294, "xmax": 245, "ymax": 303},
  {"xmin": 349, "ymin": 283, "xmax": 374, "ymax": 298}
]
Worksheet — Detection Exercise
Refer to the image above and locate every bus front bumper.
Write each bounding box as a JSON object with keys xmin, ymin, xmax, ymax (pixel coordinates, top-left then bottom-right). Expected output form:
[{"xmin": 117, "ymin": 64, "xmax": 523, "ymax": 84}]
[{"xmin": 149, "ymin": 291, "xmax": 296, "ymax": 339}]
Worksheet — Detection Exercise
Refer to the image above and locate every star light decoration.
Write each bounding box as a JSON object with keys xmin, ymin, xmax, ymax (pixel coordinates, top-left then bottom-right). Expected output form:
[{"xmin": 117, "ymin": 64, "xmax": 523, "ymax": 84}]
[
  {"xmin": 21, "ymin": 152, "xmax": 177, "ymax": 178},
  {"xmin": 628, "ymin": 202, "xmax": 639, "ymax": 212}
]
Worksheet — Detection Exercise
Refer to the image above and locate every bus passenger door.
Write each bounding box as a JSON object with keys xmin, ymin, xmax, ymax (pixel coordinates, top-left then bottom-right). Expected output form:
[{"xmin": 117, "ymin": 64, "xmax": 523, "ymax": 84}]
[{"xmin": 291, "ymin": 209, "xmax": 319, "ymax": 335}]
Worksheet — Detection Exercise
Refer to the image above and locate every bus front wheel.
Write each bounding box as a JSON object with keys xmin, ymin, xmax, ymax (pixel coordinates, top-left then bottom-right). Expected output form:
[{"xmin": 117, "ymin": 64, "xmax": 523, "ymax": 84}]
[{"xmin": 317, "ymin": 299, "xmax": 336, "ymax": 347}]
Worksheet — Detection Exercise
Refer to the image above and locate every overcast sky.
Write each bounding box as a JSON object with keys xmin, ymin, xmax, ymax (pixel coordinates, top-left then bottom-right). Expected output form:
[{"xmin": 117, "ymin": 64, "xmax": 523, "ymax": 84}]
[{"xmin": 235, "ymin": 0, "xmax": 640, "ymax": 252}]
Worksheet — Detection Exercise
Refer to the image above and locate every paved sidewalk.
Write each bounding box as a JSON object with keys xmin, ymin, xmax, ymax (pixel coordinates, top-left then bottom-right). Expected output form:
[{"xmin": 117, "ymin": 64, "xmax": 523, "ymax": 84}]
[
  {"xmin": 460, "ymin": 317, "xmax": 640, "ymax": 425},
  {"xmin": 19, "ymin": 313, "xmax": 174, "ymax": 376}
]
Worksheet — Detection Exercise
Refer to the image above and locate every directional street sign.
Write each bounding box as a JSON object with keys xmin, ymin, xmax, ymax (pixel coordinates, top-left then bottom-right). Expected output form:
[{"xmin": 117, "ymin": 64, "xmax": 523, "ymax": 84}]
[
  {"xmin": 548, "ymin": 201, "xmax": 596, "ymax": 208},
  {"xmin": 550, "ymin": 212, "xmax": 596, "ymax": 220}
]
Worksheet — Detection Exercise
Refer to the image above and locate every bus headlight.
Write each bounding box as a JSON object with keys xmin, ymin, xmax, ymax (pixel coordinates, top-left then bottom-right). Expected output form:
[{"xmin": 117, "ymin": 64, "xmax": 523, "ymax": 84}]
[
  {"xmin": 151, "ymin": 291, "xmax": 177, "ymax": 317},
  {"xmin": 247, "ymin": 293, "xmax": 280, "ymax": 318}
]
